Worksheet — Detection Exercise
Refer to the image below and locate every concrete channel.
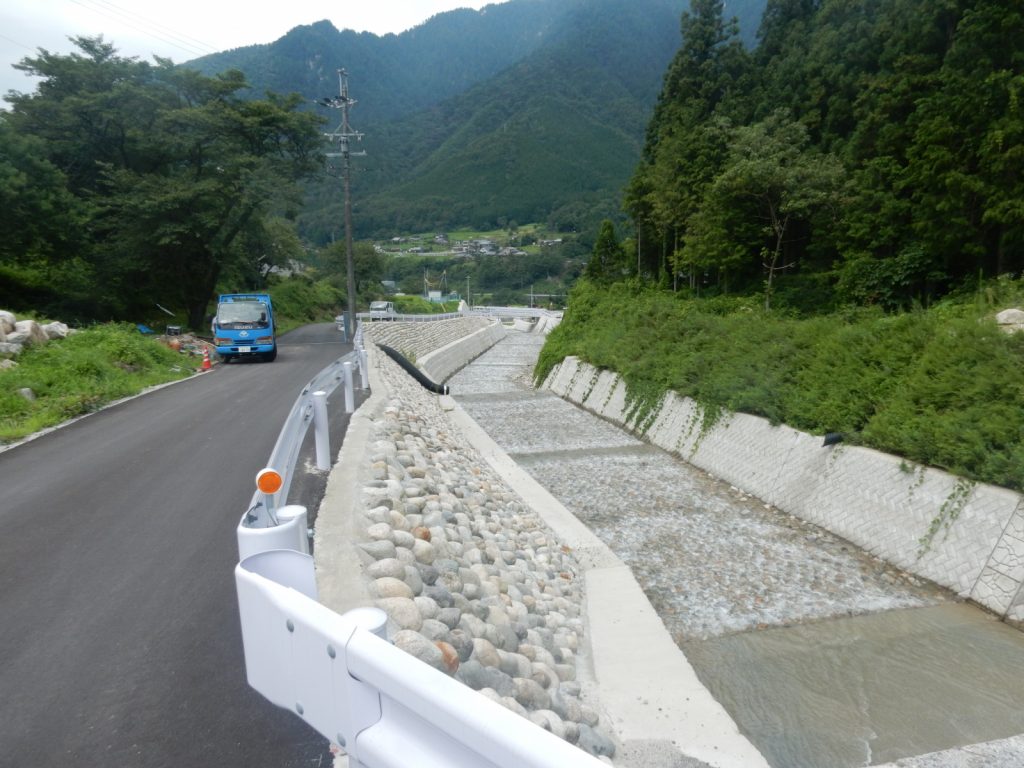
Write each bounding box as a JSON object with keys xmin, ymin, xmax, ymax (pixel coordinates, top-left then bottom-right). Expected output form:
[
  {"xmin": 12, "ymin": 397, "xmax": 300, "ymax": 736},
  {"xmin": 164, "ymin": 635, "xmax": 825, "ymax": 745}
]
[{"xmin": 448, "ymin": 330, "xmax": 1024, "ymax": 768}]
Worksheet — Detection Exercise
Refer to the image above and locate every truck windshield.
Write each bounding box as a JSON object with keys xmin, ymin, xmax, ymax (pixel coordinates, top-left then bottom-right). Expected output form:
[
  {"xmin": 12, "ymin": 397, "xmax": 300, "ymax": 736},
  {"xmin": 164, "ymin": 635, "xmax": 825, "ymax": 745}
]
[{"xmin": 217, "ymin": 302, "xmax": 269, "ymax": 329}]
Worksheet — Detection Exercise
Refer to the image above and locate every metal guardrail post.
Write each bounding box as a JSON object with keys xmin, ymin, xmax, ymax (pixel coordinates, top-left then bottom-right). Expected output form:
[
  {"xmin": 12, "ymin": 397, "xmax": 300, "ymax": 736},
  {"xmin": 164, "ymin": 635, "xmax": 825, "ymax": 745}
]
[
  {"xmin": 343, "ymin": 362, "xmax": 355, "ymax": 413},
  {"xmin": 312, "ymin": 391, "xmax": 330, "ymax": 471},
  {"xmin": 238, "ymin": 503, "xmax": 309, "ymax": 560},
  {"xmin": 358, "ymin": 349, "xmax": 369, "ymax": 389}
]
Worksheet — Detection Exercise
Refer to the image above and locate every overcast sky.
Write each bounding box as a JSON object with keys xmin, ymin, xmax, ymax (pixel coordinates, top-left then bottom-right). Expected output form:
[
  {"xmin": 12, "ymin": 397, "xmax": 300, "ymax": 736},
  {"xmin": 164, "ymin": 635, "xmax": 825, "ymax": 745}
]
[{"xmin": 1, "ymin": 0, "xmax": 494, "ymax": 98}]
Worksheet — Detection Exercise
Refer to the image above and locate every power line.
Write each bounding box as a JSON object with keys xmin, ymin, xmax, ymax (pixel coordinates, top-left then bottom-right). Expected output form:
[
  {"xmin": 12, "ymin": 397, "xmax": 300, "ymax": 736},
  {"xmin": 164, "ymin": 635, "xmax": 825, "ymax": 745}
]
[
  {"xmin": 70, "ymin": 0, "xmax": 216, "ymax": 54},
  {"xmin": 66, "ymin": 0, "xmax": 218, "ymax": 58},
  {"xmin": 0, "ymin": 34, "xmax": 38, "ymax": 54}
]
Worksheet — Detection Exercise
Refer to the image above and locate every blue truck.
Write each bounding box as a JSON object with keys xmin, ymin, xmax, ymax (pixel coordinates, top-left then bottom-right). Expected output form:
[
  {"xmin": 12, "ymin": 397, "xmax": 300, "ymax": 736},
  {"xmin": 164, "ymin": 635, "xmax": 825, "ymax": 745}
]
[{"xmin": 211, "ymin": 293, "xmax": 277, "ymax": 362}]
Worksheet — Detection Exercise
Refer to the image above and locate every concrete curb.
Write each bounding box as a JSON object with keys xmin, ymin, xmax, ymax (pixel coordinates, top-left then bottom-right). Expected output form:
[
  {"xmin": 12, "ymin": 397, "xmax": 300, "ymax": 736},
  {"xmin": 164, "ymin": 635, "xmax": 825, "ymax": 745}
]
[
  {"xmin": 446, "ymin": 397, "xmax": 769, "ymax": 768},
  {"xmin": 314, "ymin": 347, "xmax": 387, "ymax": 616}
]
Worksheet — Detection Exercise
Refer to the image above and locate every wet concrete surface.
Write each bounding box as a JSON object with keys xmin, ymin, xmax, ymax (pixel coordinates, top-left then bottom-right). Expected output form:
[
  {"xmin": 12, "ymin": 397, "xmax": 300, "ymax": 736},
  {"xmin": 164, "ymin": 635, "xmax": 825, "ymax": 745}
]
[{"xmin": 449, "ymin": 331, "xmax": 1024, "ymax": 768}]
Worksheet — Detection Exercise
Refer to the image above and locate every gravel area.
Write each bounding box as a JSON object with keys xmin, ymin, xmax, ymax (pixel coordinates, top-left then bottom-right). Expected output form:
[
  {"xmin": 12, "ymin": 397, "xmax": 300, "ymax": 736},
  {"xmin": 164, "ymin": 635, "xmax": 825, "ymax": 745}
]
[
  {"xmin": 353, "ymin": 346, "xmax": 617, "ymax": 759},
  {"xmin": 450, "ymin": 332, "xmax": 950, "ymax": 643}
]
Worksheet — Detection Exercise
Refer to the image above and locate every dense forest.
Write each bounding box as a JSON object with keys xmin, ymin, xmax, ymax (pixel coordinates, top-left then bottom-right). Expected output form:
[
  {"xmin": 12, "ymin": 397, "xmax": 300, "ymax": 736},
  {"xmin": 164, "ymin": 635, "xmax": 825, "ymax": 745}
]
[
  {"xmin": 544, "ymin": 0, "xmax": 1024, "ymax": 491},
  {"xmin": 615, "ymin": 0, "xmax": 1022, "ymax": 311},
  {"xmin": 0, "ymin": 38, "xmax": 324, "ymax": 330}
]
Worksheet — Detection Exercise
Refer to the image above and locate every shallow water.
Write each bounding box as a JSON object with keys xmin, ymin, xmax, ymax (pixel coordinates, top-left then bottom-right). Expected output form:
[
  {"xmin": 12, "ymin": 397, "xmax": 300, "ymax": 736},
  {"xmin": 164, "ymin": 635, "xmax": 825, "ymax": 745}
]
[{"xmin": 681, "ymin": 603, "xmax": 1024, "ymax": 767}]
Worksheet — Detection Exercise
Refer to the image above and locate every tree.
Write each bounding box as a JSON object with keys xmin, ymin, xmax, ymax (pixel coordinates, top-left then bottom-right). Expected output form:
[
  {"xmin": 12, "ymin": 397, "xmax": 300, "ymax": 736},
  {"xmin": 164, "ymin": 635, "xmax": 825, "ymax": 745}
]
[
  {"xmin": 0, "ymin": 119, "xmax": 85, "ymax": 265},
  {"xmin": 903, "ymin": 0, "xmax": 1024, "ymax": 281},
  {"xmin": 585, "ymin": 220, "xmax": 625, "ymax": 282},
  {"xmin": 6, "ymin": 38, "xmax": 324, "ymax": 329},
  {"xmin": 625, "ymin": 0, "xmax": 752, "ymax": 286},
  {"xmin": 687, "ymin": 111, "xmax": 842, "ymax": 308},
  {"xmin": 96, "ymin": 76, "xmax": 323, "ymax": 328},
  {"xmin": 6, "ymin": 37, "xmax": 174, "ymax": 194}
]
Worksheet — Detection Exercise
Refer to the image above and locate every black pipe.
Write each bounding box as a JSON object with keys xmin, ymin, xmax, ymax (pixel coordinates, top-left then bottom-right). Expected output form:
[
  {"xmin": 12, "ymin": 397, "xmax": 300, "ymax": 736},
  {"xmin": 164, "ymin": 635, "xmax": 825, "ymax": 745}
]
[
  {"xmin": 378, "ymin": 345, "xmax": 450, "ymax": 394},
  {"xmin": 822, "ymin": 432, "xmax": 844, "ymax": 447}
]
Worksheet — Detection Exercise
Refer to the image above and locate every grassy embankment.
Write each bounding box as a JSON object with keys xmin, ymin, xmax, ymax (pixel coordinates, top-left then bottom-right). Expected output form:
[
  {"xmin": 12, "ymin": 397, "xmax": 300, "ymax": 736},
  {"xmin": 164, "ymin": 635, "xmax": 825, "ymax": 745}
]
[
  {"xmin": 0, "ymin": 323, "xmax": 193, "ymax": 443},
  {"xmin": 536, "ymin": 279, "xmax": 1024, "ymax": 492}
]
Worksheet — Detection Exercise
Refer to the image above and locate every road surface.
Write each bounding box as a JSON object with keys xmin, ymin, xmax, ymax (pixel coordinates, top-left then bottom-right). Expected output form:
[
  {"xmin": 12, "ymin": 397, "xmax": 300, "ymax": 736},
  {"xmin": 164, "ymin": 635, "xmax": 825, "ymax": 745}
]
[{"xmin": 0, "ymin": 323, "xmax": 351, "ymax": 768}]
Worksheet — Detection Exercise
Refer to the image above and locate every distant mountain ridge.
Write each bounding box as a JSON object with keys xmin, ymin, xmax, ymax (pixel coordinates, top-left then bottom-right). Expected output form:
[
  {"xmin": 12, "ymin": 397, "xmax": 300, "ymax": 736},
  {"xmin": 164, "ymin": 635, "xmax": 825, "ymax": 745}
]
[
  {"xmin": 187, "ymin": 0, "xmax": 766, "ymax": 239},
  {"xmin": 187, "ymin": 1, "xmax": 584, "ymax": 124}
]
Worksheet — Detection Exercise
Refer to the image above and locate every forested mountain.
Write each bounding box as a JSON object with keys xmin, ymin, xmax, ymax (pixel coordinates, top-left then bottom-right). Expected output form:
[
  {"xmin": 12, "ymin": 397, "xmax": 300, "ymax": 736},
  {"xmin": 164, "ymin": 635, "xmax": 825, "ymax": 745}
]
[
  {"xmin": 623, "ymin": 0, "xmax": 1024, "ymax": 310},
  {"xmin": 186, "ymin": 0, "xmax": 767, "ymax": 240},
  {"xmin": 304, "ymin": 0, "xmax": 691, "ymax": 238}
]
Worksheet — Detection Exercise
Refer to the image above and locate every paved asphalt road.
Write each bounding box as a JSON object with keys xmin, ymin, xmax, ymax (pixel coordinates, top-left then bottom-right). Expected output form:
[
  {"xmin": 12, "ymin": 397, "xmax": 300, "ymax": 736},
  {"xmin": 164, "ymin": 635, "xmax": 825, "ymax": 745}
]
[{"xmin": 0, "ymin": 323, "xmax": 353, "ymax": 768}]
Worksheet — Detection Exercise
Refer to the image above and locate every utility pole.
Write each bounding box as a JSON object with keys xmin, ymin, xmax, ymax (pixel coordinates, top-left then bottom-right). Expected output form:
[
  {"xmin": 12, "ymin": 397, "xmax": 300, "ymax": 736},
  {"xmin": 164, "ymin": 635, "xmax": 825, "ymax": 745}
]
[{"xmin": 320, "ymin": 69, "xmax": 364, "ymax": 340}]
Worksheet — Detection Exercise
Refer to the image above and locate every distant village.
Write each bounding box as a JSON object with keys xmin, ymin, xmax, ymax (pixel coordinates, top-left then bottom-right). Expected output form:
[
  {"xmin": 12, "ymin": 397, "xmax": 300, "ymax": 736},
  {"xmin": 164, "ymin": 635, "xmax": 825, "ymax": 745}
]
[{"xmin": 377, "ymin": 233, "xmax": 563, "ymax": 258}]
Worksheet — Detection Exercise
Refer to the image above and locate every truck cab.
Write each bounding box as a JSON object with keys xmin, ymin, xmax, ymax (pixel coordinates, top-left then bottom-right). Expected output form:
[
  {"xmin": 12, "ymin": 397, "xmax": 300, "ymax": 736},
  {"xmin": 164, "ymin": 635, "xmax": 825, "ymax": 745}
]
[
  {"xmin": 369, "ymin": 300, "xmax": 396, "ymax": 320},
  {"xmin": 212, "ymin": 294, "xmax": 277, "ymax": 362}
]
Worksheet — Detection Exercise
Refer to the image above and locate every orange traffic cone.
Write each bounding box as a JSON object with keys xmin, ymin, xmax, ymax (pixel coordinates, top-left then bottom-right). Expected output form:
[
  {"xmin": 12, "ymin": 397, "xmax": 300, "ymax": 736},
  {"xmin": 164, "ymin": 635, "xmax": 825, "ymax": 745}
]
[{"xmin": 201, "ymin": 347, "xmax": 212, "ymax": 371}]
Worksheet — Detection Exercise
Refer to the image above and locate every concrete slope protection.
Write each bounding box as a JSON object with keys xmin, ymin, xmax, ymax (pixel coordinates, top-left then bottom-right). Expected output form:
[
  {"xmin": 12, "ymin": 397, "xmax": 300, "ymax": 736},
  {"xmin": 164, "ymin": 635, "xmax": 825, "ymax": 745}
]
[
  {"xmin": 543, "ymin": 356, "xmax": 1024, "ymax": 625},
  {"xmin": 452, "ymin": 333, "xmax": 1024, "ymax": 768},
  {"xmin": 315, "ymin": 326, "xmax": 766, "ymax": 768},
  {"xmin": 378, "ymin": 344, "xmax": 450, "ymax": 393}
]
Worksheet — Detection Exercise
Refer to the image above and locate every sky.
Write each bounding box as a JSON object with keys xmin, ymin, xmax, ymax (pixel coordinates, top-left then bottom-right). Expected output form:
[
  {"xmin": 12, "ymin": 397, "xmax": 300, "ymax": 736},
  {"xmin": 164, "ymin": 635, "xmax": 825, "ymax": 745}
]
[{"xmin": 0, "ymin": 0, "xmax": 494, "ymax": 97}]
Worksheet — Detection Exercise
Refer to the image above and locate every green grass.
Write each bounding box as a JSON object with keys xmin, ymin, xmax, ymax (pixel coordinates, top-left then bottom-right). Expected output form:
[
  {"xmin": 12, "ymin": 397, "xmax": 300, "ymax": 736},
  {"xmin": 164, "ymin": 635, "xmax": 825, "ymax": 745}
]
[
  {"xmin": 537, "ymin": 279, "xmax": 1024, "ymax": 491},
  {"xmin": 391, "ymin": 295, "xmax": 461, "ymax": 314},
  {"xmin": 266, "ymin": 276, "xmax": 344, "ymax": 334},
  {"xmin": 0, "ymin": 323, "xmax": 195, "ymax": 443}
]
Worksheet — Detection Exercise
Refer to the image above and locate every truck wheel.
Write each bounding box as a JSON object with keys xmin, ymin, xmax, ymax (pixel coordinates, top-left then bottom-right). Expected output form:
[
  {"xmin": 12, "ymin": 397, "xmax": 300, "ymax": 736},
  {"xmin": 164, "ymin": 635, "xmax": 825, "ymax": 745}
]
[{"xmin": 263, "ymin": 348, "xmax": 277, "ymax": 362}]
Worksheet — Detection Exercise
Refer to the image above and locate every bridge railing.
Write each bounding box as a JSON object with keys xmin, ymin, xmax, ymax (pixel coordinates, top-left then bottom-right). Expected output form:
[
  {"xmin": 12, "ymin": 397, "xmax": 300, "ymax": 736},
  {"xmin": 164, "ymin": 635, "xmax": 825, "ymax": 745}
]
[
  {"xmin": 355, "ymin": 311, "xmax": 462, "ymax": 323},
  {"xmin": 464, "ymin": 306, "xmax": 561, "ymax": 320}
]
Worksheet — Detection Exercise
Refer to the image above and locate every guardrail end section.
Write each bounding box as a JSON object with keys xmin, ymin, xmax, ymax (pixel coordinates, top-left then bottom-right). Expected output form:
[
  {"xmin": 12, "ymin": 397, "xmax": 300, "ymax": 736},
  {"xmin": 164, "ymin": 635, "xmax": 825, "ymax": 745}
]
[{"xmin": 235, "ymin": 553, "xmax": 383, "ymax": 754}]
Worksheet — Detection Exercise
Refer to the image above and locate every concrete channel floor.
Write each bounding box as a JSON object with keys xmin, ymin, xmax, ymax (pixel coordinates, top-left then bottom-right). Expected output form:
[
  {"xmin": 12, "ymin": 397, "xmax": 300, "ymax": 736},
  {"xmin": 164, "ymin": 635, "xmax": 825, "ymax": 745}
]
[{"xmin": 447, "ymin": 330, "xmax": 1024, "ymax": 768}]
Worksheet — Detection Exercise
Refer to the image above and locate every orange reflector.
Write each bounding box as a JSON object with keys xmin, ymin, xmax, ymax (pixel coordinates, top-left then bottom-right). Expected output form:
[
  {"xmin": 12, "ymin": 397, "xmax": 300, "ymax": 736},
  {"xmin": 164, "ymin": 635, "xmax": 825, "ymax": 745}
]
[{"xmin": 256, "ymin": 468, "xmax": 283, "ymax": 495}]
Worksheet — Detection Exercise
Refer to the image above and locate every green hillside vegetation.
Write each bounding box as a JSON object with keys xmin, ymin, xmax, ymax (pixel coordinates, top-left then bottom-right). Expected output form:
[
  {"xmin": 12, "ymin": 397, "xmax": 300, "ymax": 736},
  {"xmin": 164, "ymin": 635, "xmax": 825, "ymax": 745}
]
[
  {"xmin": 0, "ymin": 325, "xmax": 193, "ymax": 442},
  {"xmin": 539, "ymin": 0, "xmax": 1024, "ymax": 490},
  {"xmin": 623, "ymin": 0, "xmax": 1023, "ymax": 307},
  {"xmin": 538, "ymin": 278, "xmax": 1024, "ymax": 491},
  {"xmin": 297, "ymin": 0, "xmax": 699, "ymax": 240}
]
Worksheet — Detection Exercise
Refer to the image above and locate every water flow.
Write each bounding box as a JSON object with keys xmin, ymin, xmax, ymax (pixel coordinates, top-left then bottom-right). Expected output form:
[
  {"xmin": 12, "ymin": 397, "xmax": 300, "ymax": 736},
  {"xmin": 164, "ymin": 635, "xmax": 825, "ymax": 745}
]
[
  {"xmin": 681, "ymin": 604, "xmax": 1024, "ymax": 767},
  {"xmin": 450, "ymin": 332, "xmax": 1024, "ymax": 767}
]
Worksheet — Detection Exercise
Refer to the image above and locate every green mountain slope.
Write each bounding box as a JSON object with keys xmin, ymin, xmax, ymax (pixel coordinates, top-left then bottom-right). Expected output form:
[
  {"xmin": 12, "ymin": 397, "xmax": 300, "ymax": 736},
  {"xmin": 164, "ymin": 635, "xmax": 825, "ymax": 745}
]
[
  {"xmin": 186, "ymin": 0, "xmax": 768, "ymax": 240},
  {"xmin": 186, "ymin": 1, "xmax": 582, "ymax": 124}
]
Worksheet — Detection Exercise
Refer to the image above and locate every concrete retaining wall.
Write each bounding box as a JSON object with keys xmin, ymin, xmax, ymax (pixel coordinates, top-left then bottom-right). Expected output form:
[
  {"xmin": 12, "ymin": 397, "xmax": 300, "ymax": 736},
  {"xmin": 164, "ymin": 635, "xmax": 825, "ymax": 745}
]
[
  {"xmin": 543, "ymin": 356, "xmax": 1024, "ymax": 624},
  {"xmin": 364, "ymin": 317, "xmax": 505, "ymax": 383},
  {"xmin": 419, "ymin": 321, "xmax": 507, "ymax": 383}
]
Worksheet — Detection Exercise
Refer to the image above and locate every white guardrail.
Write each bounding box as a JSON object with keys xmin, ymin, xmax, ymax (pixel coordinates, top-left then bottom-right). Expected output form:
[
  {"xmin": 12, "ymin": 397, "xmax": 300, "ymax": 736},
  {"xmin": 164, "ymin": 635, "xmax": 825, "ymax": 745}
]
[
  {"xmin": 234, "ymin": 319, "xmax": 603, "ymax": 768},
  {"xmin": 356, "ymin": 306, "xmax": 562, "ymax": 323}
]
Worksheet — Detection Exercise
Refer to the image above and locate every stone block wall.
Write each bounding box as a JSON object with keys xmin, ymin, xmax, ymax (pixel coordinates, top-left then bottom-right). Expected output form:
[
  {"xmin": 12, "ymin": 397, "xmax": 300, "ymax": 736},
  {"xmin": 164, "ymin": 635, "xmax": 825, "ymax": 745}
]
[
  {"xmin": 419, "ymin": 322, "xmax": 508, "ymax": 383},
  {"xmin": 544, "ymin": 356, "xmax": 1024, "ymax": 623},
  {"xmin": 364, "ymin": 317, "xmax": 503, "ymax": 382}
]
